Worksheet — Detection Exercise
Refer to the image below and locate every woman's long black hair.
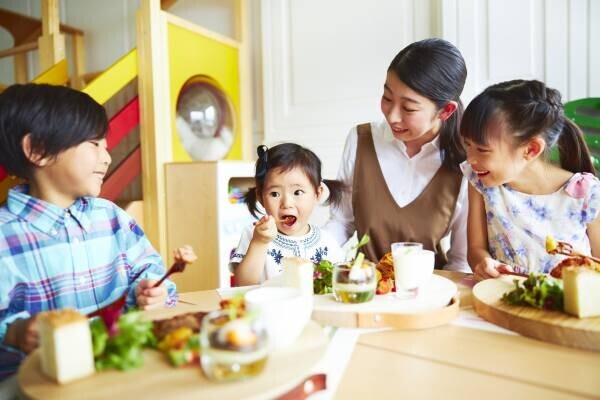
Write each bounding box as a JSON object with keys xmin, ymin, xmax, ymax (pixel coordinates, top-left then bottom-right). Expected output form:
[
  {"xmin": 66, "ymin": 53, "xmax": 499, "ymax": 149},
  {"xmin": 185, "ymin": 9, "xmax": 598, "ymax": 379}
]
[{"xmin": 388, "ymin": 38, "xmax": 467, "ymax": 171}]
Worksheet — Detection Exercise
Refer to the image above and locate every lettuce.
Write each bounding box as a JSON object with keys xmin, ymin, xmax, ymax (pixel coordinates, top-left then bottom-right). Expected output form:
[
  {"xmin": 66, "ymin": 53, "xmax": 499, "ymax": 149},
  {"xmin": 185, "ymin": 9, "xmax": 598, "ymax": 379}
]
[
  {"xmin": 501, "ymin": 273, "xmax": 564, "ymax": 311},
  {"xmin": 90, "ymin": 311, "xmax": 157, "ymax": 371}
]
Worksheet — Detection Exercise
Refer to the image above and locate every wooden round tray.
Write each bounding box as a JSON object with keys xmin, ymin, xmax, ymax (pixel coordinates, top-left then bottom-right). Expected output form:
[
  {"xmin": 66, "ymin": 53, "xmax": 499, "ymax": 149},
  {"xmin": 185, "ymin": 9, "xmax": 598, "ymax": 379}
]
[
  {"xmin": 312, "ymin": 275, "xmax": 460, "ymax": 328},
  {"xmin": 472, "ymin": 277, "xmax": 600, "ymax": 351},
  {"xmin": 18, "ymin": 321, "xmax": 328, "ymax": 400}
]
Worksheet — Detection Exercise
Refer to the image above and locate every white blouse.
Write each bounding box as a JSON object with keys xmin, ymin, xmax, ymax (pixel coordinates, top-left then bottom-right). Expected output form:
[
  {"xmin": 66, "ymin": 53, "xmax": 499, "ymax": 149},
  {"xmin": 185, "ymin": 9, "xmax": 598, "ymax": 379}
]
[
  {"xmin": 230, "ymin": 224, "xmax": 345, "ymax": 282},
  {"xmin": 323, "ymin": 119, "xmax": 470, "ymax": 272}
]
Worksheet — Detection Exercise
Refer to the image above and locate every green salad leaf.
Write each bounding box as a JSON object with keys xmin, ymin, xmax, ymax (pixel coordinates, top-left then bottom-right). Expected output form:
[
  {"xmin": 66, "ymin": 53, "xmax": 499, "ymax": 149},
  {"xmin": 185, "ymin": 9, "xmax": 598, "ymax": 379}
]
[
  {"xmin": 90, "ymin": 311, "xmax": 157, "ymax": 371},
  {"xmin": 501, "ymin": 273, "xmax": 564, "ymax": 311},
  {"xmin": 313, "ymin": 259, "xmax": 334, "ymax": 294}
]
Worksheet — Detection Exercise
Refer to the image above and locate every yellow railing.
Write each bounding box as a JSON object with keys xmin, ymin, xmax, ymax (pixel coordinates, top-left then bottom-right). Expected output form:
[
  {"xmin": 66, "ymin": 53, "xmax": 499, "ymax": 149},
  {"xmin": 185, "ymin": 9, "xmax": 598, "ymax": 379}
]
[
  {"xmin": 83, "ymin": 48, "xmax": 138, "ymax": 105},
  {"xmin": 32, "ymin": 59, "xmax": 69, "ymax": 86}
]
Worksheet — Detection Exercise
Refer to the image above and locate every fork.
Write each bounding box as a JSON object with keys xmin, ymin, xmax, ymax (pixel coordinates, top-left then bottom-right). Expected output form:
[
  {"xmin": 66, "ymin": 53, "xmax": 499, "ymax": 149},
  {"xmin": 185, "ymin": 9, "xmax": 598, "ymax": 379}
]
[
  {"xmin": 152, "ymin": 246, "xmax": 197, "ymax": 288},
  {"xmin": 497, "ymin": 265, "xmax": 529, "ymax": 278},
  {"xmin": 550, "ymin": 240, "xmax": 600, "ymax": 263},
  {"xmin": 152, "ymin": 260, "xmax": 187, "ymax": 288}
]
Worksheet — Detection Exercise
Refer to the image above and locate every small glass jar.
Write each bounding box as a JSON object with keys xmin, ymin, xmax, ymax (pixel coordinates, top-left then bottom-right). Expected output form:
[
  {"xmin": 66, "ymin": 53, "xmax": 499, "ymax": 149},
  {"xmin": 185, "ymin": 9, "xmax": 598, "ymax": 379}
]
[
  {"xmin": 332, "ymin": 260, "xmax": 377, "ymax": 303},
  {"xmin": 200, "ymin": 309, "xmax": 268, "ymax": 382}
]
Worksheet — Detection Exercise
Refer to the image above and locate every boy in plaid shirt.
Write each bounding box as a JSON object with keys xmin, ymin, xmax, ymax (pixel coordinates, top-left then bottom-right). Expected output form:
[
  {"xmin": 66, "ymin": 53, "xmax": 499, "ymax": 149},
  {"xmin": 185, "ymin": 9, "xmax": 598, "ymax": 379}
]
[{"xmin": 0, "ymin": 84, "xmax": 182, "ymax": 380}]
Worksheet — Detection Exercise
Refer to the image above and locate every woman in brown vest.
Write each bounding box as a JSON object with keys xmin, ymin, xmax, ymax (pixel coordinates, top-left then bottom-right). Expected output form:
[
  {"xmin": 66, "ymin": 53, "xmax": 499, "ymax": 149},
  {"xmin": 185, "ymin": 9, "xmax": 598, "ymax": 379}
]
[{"xmin": 325, "ymin": 38, "xmax": 469, "ymax": 271}]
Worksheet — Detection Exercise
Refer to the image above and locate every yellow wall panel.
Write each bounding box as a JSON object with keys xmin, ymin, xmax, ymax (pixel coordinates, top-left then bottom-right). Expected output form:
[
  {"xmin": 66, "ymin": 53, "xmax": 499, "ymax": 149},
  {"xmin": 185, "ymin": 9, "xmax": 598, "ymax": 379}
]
[{"xmin": 167, "ymin": 22, "xmax": 242, "ymax": 161}]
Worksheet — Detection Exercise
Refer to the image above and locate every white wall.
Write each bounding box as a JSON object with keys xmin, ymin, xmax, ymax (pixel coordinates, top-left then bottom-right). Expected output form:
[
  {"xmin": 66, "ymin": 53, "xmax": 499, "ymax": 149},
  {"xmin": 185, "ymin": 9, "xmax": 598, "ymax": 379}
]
[
  {"xmin": 260, "ymin": 0, "xmax": 440, "ymax": 178},
  {"xmin": 441, "ymin": 0, "xmax": 600, "ymax": 104},
  {"xmin": 260, "ymin": 0, "xmax": 600, "ymax": 179}
]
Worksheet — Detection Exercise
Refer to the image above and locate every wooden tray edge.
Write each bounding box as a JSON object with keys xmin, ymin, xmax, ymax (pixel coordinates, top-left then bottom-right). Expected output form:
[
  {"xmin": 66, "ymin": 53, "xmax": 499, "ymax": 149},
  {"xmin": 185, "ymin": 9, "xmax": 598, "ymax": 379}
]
[
  {"xmin": 312, "ymin": 293, "xmax": 460, "ymax": 329},
  {"xmin": 472, "ymin": 295, "xmax": 600, "ymax": 352}
]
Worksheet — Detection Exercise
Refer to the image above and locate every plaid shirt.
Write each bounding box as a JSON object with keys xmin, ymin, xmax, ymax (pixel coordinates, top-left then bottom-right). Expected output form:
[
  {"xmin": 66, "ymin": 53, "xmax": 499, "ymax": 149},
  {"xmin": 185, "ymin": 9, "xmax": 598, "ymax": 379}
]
[{"xmin": 0, "ymin": 185, "xmax": 177, "ymax": 379}]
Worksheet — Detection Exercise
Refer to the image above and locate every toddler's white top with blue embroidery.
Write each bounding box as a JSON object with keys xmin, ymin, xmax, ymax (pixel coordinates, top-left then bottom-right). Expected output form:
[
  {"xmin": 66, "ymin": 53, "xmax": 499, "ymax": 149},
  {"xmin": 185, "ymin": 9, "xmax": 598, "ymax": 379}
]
[
  {"xmin": 462, "ymin": 162, "xmax": 600, "ymax": 274},
  {"xmin": 230, "ymin": 224, "xmax": 345, "ymax": 282}
]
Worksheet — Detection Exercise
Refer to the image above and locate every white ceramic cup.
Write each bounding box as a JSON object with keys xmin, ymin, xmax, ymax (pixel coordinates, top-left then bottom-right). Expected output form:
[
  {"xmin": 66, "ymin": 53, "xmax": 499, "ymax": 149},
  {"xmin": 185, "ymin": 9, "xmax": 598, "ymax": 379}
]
[
  {"xmin": 391, "ymin": 242, "xmax": 435, "ymax": 298},
  {"xmin": 244, "ymin": 286, "xmax": 312, "ymax": 349}
]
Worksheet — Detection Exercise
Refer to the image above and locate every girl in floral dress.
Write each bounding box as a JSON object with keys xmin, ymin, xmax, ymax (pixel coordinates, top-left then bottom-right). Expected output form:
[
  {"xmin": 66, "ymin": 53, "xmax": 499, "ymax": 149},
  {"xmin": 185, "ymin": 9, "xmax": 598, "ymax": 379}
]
[{"xmin": 460, "ymin": 79, "xmax": 600, "ymax": 280}]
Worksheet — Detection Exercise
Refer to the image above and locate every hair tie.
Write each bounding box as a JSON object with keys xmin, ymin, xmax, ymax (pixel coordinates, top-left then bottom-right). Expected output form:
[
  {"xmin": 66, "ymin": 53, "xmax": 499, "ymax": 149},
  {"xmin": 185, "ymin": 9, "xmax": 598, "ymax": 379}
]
[{"xmin": 256, "ymin": 145, "xmax": 269, "ymax": 180}]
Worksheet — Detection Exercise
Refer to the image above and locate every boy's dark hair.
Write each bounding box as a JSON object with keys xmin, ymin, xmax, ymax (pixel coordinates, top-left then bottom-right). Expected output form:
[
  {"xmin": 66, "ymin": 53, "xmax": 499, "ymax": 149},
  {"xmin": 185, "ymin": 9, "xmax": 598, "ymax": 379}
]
[
  {"xmin": 460, "ymin": 79, "xmax": 594, "ymax": 174},
  {"xmin": 388, "ymin": 38, "xmax": 467, "ymax": 171},
  {"xmin": 245, "ymin": 143, "xmax": 346, "ymax": 218},
  {"xmin": 0, "ymin": 83, "xmax": 108, "ymax": 179}
]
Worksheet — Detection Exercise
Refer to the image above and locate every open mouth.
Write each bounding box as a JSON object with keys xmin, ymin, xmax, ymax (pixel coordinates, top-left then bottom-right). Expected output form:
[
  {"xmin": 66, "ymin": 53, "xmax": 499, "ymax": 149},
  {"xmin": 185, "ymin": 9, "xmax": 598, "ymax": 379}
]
[
  {"xmin": 473, "ymin": 169, "xmax": 490, "ymax": 177},
  {"xmin": 280, "ymin": 215, "xmax": 297, "ymax": 227},
  {"xmin": 391, "ymin": 127, "xmax": 408, "ymax": 135}
]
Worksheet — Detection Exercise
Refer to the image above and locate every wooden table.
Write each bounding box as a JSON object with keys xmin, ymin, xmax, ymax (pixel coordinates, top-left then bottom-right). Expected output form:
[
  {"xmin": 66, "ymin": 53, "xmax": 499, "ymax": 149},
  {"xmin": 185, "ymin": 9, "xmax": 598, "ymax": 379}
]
[
  {"xmin": 334, "ymin": 271, "xmax": 600, "ymax": 400},
  {"xmin": 18, "ymin": 290, "xmax": 329, "ymax": 400},
  {"xmin": 138, "ymin": 272, "xmax": 600, "ymax": 399}
]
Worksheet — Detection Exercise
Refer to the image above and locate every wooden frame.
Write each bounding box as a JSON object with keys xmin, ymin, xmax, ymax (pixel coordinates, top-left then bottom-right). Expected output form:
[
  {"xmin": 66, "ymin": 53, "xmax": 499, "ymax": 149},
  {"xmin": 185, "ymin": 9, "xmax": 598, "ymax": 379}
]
[{"xmin": 136, "ymin": 0, "xmax": 172, "ymax": 259}]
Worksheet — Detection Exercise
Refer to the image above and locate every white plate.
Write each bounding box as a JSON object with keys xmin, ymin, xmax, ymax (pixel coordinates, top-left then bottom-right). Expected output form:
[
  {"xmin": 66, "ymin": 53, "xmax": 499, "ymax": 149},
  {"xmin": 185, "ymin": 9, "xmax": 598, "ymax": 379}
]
[
  {"xmin": 313, "ymin": 274, "xmax": 458, "ymax": 314},
  {"xmin": 217, "ymin": 285, "xmax": 259, "ymax": 299}
]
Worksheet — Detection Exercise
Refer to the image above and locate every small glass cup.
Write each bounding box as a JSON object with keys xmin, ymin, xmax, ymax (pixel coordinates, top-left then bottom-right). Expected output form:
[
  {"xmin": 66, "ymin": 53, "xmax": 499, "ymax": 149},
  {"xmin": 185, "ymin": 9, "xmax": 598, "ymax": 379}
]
[
  {"xmin": 200, "ymin": 309, "xmax": 268, "ymax": 382},
  {"xmin": 391, "ymin": 242, "xmax": 434, "ymax": 299},
  {"xmin": 332, "ymin": 260, "xmax": 377, "ymax": 303}
]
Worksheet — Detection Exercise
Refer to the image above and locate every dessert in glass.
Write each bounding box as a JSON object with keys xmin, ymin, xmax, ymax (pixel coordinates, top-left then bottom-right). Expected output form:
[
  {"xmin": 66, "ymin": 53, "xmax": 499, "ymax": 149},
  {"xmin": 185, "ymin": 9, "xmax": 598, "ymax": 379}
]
[
  {"xmin": 200, "ymin": 309, "xmax": 268, "ymax": 381},
  {"xmin": 332, "ymin": 258, "xmax": 377, "ymax": 303}
]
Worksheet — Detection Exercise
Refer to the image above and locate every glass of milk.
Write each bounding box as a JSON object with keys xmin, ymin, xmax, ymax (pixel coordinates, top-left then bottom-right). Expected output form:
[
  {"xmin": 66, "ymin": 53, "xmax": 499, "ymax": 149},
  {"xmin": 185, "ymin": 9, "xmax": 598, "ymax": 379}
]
[{"xmin": 391, "ymin": 242, "xmax": 434, "ymax": 299}]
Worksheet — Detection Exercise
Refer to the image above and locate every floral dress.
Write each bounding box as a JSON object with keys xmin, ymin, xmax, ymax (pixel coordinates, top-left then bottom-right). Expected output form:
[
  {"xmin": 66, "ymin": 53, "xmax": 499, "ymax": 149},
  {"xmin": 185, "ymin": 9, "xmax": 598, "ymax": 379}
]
[{"xmin": 462, "ymin": 163, "xmax": 600, "ymax": 273}]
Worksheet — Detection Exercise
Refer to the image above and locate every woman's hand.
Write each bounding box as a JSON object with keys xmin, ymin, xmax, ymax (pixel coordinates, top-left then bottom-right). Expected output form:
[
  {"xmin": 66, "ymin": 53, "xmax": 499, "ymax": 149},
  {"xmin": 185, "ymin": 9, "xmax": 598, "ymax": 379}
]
[
  {"xmin": 252, "ymin": 215, "xmax": 277, "ymax": 244},
  {"xmin": 473, "ymin": 257, "xmax": 513, "ymax": 281},
  {"xmin": 135, "ymin": 279, "xmax": 167, "ymax": 310}
]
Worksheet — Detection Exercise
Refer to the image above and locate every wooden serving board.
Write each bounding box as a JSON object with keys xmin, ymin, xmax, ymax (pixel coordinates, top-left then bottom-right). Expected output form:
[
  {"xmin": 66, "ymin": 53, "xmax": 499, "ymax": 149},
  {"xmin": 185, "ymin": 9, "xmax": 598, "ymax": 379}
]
[
  {"xmin": 18, "ymin": 321, "xmax": 328, "ymax": 400},
  {"xmin": 312, "ymin": 275, "xmax": 460, "ymax": 329},
  {"xmin": 312, "ymin": 294, "xmax": 459, "ymax": 329},
  {"xmin": 472, "ymin": 276, "xmax": 600, "ymax": 351}
]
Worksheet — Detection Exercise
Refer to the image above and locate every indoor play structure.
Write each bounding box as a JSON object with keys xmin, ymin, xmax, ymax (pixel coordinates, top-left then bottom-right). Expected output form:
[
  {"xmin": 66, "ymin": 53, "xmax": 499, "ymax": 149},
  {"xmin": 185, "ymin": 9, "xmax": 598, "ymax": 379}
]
[{"xmin": 0, "ymin": 0, "xmax": 255, "ymax": 291}]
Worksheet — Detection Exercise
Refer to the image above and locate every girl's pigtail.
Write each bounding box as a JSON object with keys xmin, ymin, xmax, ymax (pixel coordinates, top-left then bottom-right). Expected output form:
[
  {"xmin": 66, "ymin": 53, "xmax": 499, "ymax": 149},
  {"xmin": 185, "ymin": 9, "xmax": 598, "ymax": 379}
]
[
  {"xmin": 244, "ymin": 187, "xmax": 261, "ymax": 219},
  {"xmin": 557, "ymin": 118, "xmax": 595, "ymax": 174},
  {"xmin": 322, "ymin": 179, "xmax": 347, "ymax": 208}
]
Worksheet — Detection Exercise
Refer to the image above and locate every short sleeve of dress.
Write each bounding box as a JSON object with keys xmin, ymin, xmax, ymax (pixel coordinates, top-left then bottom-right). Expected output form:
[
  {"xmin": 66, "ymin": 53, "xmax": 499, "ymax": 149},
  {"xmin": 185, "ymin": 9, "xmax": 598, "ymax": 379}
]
[
  {"xmin": 229, "ymin": 225, "xmax": 253, "ymax": 271},
  {"xmin": 583, "ymin": 174, "xmax": 600, "ymax": 225},
  {"xmin": 459, "ymin": 161, "xmax": 486, "ymax": 195}
]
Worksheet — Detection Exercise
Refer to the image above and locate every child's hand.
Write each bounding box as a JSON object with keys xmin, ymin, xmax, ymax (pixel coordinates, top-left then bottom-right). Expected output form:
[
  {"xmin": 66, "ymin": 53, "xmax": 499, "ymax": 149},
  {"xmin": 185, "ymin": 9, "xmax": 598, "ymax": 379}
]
[
  {"xmin": 252, "ymin": 215, "xmax": 277, "ymax": 244},
  {"xmin": 474, "ymin": 257, "xmax": 513, "ymax": 281},
  {"xmin": 173, "ymin": 245, "xmax": 197, "ymax": 264},
  {"xmin": 135, "ymin": 279, "xmax": 167, "ymax": 310},
  {"xmin": 6, "ymin": 316, "xmax": 39, "ymax": 354}
]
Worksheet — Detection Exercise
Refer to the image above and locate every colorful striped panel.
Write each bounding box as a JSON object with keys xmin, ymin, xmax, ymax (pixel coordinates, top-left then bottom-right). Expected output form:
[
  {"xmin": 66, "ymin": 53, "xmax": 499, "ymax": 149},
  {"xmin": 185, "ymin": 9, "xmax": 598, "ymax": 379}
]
[
  {"xmin": 107, "ymin": 96, "xmax": 140, "ymax": 151},
  {"xmin": 100, "ymin": 146, "xmax": 142, "ymax": 202}
]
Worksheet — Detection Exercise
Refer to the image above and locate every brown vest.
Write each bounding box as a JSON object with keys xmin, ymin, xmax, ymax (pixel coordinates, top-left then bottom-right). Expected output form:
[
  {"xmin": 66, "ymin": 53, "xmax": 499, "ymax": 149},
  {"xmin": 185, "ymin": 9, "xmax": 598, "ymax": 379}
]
[{"xmin": 353, "ymin": 123, "xmax": 462, "ymax": 268}]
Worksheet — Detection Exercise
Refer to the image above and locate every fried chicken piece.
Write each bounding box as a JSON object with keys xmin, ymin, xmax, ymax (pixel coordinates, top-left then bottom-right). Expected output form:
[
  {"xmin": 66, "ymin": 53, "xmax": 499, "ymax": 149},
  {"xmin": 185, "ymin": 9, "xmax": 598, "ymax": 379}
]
[
  {"xmin": 376, "ymin": 252, "xmax": 395, "ymax": 281},
  {"xmin": 152, "ymin": 312, "xmax": 207, "ymax": 340}
]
